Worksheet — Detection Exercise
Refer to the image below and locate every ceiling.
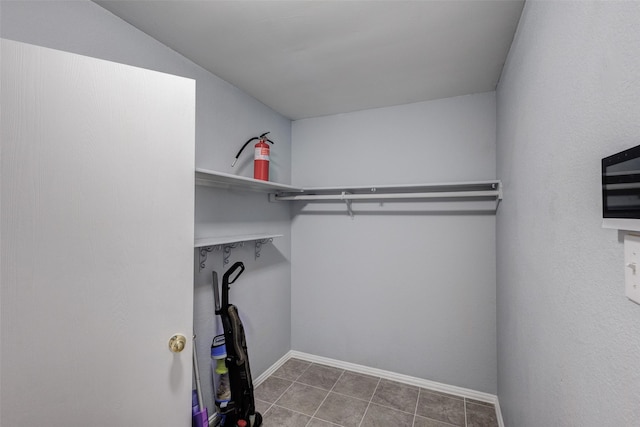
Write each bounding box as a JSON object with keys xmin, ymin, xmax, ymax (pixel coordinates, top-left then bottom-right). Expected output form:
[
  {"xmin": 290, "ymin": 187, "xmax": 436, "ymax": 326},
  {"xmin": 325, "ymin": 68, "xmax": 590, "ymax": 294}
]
[{"xmin": 95, "ymin": 1, "xmax": 525, "ymax": 120}]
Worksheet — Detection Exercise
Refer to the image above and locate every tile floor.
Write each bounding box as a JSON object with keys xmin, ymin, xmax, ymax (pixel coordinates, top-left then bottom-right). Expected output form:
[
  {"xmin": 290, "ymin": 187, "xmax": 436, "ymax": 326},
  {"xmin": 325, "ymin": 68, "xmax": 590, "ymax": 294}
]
[{"xmin": 254, "ymin": 358, "xmax": 498, "ymax": 427}]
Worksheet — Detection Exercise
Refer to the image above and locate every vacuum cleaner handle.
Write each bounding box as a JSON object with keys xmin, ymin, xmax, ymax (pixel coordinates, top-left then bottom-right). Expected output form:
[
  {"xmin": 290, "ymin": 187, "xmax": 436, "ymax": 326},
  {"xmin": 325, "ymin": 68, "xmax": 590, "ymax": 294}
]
[
  {"xmin": 222, "ymin": 261, "xmax": 245, "ymax": 309},
  {"xmin": 225, "ymin": 262, "xmax": 245, "ymax": 285},
  {"xmin": 212, "ymin": 271, "xmax": 221, "ymax": 314}
]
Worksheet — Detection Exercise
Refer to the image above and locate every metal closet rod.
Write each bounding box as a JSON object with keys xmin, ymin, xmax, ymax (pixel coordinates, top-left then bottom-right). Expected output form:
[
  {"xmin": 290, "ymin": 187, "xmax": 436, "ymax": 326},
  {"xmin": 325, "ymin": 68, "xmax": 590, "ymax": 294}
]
[{"xmin": 272, "ymin": 189, "xmax": 500, "ymax": 201}]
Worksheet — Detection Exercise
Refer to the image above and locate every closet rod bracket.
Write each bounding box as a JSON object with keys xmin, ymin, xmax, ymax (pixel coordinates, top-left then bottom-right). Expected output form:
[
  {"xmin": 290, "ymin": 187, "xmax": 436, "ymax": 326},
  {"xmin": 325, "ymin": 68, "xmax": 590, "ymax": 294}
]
[
  {"xmin": 341, "ymin": 191, "xmax": 354, "ymax": 218},
  {"xmin": 223, "ymin": 242, "xmax": 242, "ymax": 267},
  {"xmin": 255, "ymin": 238, "xmax": 274, "ymax": 260},
  {"xmin": 199, "ymin": 245, "xmax": 221, "ymax": 271},
  {"xmin": 495, "ymin": 182, "xmax": 503, "ymax": 209}
]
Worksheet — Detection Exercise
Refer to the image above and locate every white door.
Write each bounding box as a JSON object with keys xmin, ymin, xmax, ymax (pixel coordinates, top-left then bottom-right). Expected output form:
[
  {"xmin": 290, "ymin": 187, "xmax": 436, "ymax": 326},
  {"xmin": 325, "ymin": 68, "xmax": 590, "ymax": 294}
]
[{"xmin": 1, "ymin": 39, "xmax": 195, "ymax": 426}]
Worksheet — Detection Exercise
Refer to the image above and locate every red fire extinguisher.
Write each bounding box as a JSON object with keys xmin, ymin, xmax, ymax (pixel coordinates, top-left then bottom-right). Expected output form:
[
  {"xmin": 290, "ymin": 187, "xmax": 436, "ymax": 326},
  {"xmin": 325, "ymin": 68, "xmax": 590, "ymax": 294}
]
[{"xmin": 231, "ymin": 132, "xmax": 275, "ymax": 181}]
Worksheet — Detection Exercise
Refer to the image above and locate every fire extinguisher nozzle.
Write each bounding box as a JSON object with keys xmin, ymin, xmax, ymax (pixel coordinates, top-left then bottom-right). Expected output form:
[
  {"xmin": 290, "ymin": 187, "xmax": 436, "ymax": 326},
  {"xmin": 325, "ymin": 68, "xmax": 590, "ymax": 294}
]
[{"xmin": 231, "ymin": 158, "xmax": 238, "ymax": 167}]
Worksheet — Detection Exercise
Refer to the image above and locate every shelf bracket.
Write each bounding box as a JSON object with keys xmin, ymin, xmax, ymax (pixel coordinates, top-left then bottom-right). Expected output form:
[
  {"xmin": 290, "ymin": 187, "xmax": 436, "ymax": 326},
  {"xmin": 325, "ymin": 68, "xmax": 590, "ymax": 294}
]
[
  {"xmin": 255, "ymin": 238, "xmax": 274, "ymax": 260},
  {"xmin": 199, "ymin": 245, "xmax": 221, "ymax": 271},
  {"xmin": 494, "ymin": 182, "xmax": 503, "ymax": 210},
  {"xmin": 341, "ymin": 191, "xmax": 354, "ymax": 218},
  {"xmin": 223, "ymin": 242, "xmax": 243, "ymax": 268}
]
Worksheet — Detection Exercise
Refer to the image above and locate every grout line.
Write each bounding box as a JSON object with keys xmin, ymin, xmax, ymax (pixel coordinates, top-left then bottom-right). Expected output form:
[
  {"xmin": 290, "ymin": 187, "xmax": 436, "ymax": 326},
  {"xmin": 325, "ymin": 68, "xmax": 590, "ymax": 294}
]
[
  {"xmin": 270, "ymin": 374, "xmax": 293, "ymax": 381},
  {"xmin": 253, "ymin": 351, "xmax": 292, "ymax": 387},
  {"xmin": 357, "ymin": 377, "xmax": 381, "ymax": 427},
  {"xmin": 361, "ymin": 395, "xmax": 417, "ymax": 417},
  {"xmin": 413, "ymin": 388, "xmax": 460, "ymax": 427},
  {"xmin": 414, "ymin": 415, "xmax": 459, "ymax": 427},
  {"xmin": 268, "ymin": 362, "xmax": 315, "ymax": 424},
  {"xmin": 305, "ymin": 369, "xmax": 346, "ymax": 427},
  {"xmin": 293, "ymin": 375, "xmax": 427, "ymax": 418},
  {"xmin": 270, "ymin": 358, "xmax": 313, "ymax": 383},
  {"xmin": 412, "ymin": 387, "xmax": 421, "ymax": 427},
  {"xmin": 262, "ymin": 358, "xmax": 314, "ymax": 413},
  {"xmin": 466, "ymin": 398, "xmax": 496, "ymax": 408},
  {"xmin": 256, "ymin": 398, "xmax": 274, "ymax": 416},
  {"xmin": 271, "ymin": 379, "xmax": 296, "ymax": 408},
  {"xmin": 294, "ymin": 359, "xmax": 313, "ymax": 382},
  {"xmin": 464, "ymin": 398, "xmax": 468, "ymax": 427},
  {"xmin": 310, "ymin": 420, "xmax": 342, "ymax": 427},
  {"xmin": 419, "ymin": 387, "xmax": 464, "ymax": 402},
  {"xmin": 283, "ymin": 367, "xmax": 431, "ymax": 417},
  {"xmin": 270, "ymin": 402, "xmax": 317, "ymax": 419},
  {"xmin": 270, "ymin": 362, "xmax": 313, "ymax": 383},
  {"xmin": 302, "ymin": 381, "xmax": 365, "ymax": 398}
]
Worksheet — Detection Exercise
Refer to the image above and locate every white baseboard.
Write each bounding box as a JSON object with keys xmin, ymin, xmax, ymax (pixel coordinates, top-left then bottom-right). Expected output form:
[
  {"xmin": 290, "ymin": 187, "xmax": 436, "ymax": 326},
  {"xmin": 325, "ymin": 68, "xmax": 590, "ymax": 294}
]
[
  {"xmin": 253, "ymin": 351, "xmax": 292, "ymax": 387},
  {"xmin": 495, "ymin": 397, "xmax": 505, "ymax": 427},
  {"xmin": 257, "ymin": 350, "xmax": 505, "ymax": 425}
]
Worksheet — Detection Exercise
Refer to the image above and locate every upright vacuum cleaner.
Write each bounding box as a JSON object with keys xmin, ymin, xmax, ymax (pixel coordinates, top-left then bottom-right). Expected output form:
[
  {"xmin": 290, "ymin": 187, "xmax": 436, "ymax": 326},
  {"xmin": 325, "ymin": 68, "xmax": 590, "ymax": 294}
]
[{"xmin": 212, "ymin": 262, "xmax": 262, "ymax": 427}]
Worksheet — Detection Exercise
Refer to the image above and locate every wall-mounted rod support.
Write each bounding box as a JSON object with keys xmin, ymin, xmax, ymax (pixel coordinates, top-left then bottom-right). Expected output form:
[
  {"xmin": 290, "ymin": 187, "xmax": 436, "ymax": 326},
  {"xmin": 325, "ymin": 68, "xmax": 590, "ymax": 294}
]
[
  {"xmin": 195, "ymin": 234, "xmax": 283, "ymax": 270},
  {"xmin": 255, "ymin": 238, "xmax": 274, "ymax": 260},
  {"xmin": 341, "ymin": 191, "xmax": 354, "ymax": 218},
  {"xmin": 223, "ymin": 242, "xmax": 242, "ymax": 267},
  {"xmin": 199, "ymin": 245, "xmax": 221, "ymax": 271}
]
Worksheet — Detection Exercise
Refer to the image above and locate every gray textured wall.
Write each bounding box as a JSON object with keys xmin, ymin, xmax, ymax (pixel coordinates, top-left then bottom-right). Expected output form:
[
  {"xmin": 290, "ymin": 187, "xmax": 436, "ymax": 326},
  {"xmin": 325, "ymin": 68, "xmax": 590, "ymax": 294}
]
[
  {"xmin": 497, "ymin": 2, "xmax": 640, "ymax": 425},
  {"xmin": 291, "ymin": 92, "xmax": 498, "ymax": 393}
]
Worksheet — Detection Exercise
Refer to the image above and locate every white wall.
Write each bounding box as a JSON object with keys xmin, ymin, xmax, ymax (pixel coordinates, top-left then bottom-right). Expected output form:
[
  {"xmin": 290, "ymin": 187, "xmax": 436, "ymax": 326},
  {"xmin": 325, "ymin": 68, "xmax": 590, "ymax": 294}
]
[
  {"xmin": 496, "ymin": 2, "xmax": 640, "ymax": 425},
  {"xmin": 291, "ymin": 92, "xmax": 498, "ymax": 393},
  {"xmin": 1, "ymin": 0, "xmax": 293, "ymax": 412}
]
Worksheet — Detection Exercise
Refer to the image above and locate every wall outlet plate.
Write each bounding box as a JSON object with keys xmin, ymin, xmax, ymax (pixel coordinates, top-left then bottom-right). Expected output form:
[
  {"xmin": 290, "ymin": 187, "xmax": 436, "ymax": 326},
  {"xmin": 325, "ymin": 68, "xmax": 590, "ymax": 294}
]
[{"xmin": 623, "ymin": 233, "xmax": 640, "ymax": 305}]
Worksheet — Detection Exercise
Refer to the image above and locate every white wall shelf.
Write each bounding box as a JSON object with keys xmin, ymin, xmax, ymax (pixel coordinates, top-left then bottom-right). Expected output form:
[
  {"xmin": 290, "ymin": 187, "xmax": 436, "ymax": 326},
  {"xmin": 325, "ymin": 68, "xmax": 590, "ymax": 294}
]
[
  {"xmin": 195, "ymin": 168, "xmax": 303, "ymax": 193},
  {"xmin": 195, "ymin": 233, "xmax": 283, "ymax": 270},
  {"xmin": 194, "ymin": 177, "xmax": 501, "ymax": 266}
]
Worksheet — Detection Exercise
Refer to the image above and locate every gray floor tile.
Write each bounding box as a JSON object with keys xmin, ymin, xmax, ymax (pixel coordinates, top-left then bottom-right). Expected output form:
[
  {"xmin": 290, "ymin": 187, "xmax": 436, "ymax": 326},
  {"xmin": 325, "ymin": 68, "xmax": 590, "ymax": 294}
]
[
  {"xmin": 297, "ymin": 363, "xmax": 344, "ymax": 390},
  {"xmin": 416, "ymin": 389, "xmax": 465, "ymax": 426},
  {"xmin": 272, "ymin": 358, "xmax": 312, "ymax": 381},
  {"xmin": 314, "ymin": 392, "xmax": 369, "ymax": 427},
  {"xmin": 420, "ymin": 388, "xmax": 464, "ymax": 401},
  {"xmin": 413, "ymin": 415, "xmax": 458, "ymax": 427},
  {"xmin": 254, "ymin": 376, "xmax": 292, "ymax": 403},
  {"xmin": 370, "ymin": 379, "xmax": 419, "ymax": 414},
  {"xmin": 332, "ymin": 371, "xmax": 380, "ymax": 401},
  {"xmin": 262, "ymin": 405, "xmax": 310, "ymax": 427},
  {"xmin": 359, "ymin": 402, "xmax": 414, "ymax": 427},
  {"xmin": 307, "ymin": 418, "xmax": 341, "ymax": 427},
  {"xmin": 466, "ymin": 402, "xmax": 498, "ymax": 427},
  {"xmin": 275, "ymin": 381, "xmax": 328, "ymax": 416},
  {"xmin": 255, "ymin": 399, "xmax": 272, "ymax": 415},
  {"xmin": 256, "ymin": 359, "xmax": 499, "ymax": 427}
]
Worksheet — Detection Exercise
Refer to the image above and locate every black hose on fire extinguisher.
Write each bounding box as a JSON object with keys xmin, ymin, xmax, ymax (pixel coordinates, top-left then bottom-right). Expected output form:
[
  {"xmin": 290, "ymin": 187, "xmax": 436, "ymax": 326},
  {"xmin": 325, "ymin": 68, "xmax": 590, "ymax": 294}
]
[
  {"xmin": 231, "ymin": 132, "xmax": 274, "ymax": 167},
  {"xmin": 231, "ymin": 132, "xmax": 275, "ymax": 181}
]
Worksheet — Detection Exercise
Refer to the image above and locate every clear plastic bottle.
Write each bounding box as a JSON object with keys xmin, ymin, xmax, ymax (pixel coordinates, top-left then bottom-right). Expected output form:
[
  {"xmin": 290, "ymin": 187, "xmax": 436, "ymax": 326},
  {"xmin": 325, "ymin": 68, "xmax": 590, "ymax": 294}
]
[
  {"xmin": 215, "ymin": 358, "xmax": 230, "ymax": 401},
  {"xmin": 211, "ymin": 334, "xmax": 231, "ymax": 408}
]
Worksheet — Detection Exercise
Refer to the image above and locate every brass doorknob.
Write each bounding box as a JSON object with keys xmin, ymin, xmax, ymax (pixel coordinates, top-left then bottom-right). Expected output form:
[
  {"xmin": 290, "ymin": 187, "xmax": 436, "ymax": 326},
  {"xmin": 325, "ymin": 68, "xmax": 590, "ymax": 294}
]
[{"xmin": 168, "ymin": 334, "xmax": 187, "ymax": 353}]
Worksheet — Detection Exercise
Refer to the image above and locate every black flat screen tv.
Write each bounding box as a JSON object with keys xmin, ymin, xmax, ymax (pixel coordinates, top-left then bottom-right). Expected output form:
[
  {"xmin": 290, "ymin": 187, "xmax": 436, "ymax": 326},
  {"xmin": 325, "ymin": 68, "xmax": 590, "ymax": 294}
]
[{"xmin": 602, "ymin": 144, "xmax": 640, "ymax": 230}]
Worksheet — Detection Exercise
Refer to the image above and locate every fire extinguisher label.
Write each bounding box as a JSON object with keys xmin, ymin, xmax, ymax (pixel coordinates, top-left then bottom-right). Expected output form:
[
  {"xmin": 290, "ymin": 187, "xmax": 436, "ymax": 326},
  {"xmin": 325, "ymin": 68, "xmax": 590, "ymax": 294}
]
[{"xmin": 255, "ymin": 147, "xmax": 269, "ymax": 161}]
